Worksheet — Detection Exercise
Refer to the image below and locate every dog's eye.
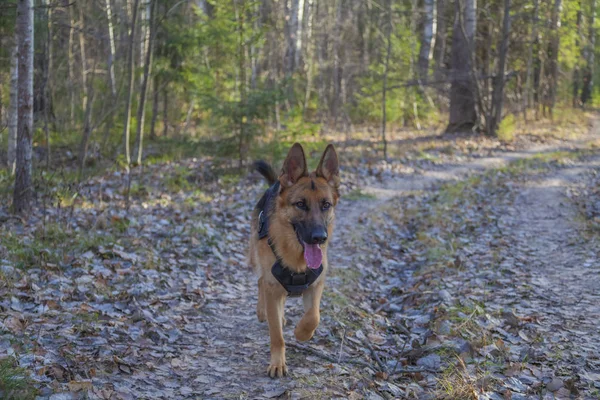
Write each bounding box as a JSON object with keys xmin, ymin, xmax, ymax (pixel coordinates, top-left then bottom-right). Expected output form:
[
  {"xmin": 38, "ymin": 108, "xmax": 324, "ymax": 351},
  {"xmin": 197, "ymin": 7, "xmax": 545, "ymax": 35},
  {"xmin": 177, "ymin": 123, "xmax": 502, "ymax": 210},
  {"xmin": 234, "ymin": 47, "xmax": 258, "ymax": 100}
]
[
  {"xmin": 295, "ymin": 201, "xmax": 306, "ymax": 210},
  {"xmin": 322, "ymin": 202, "xmax": 331, "ymax": 210}
]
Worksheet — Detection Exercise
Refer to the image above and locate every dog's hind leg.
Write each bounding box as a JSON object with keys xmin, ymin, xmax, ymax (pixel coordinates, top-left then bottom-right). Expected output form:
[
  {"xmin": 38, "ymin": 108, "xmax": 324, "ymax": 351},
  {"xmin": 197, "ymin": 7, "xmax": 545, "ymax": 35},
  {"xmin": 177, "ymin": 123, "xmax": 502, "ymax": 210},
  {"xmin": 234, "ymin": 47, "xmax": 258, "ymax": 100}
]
[
  {"xmin": 266, "ymin": 285, "xmax": 288, "ymax": 377},
  {"xmin": 294, "ymin": 279, "xmax": 324, "ymax": 342}
]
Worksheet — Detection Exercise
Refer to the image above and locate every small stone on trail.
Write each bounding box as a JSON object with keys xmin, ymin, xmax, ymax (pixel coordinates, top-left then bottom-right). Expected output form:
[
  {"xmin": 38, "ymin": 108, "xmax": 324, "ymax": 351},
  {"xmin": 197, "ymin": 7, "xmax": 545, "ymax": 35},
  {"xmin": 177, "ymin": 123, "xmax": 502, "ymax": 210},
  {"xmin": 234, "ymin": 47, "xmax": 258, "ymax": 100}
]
[
  {"xmin": 546, "ymin": 378, "xmax": 563, "ymax": 392},
  {"xmin": 438, "ymin": 289, "xmax": 452, "ymax": 304}
]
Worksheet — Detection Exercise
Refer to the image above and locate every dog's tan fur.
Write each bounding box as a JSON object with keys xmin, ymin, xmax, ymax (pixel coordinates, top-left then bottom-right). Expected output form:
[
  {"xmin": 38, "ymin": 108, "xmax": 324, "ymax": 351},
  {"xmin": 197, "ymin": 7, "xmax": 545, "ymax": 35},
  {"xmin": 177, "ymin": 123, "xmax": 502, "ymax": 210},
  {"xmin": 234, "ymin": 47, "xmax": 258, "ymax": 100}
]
[{"xmin": 248, "ymin": 143, "xmax": 340, "ymax": 378}]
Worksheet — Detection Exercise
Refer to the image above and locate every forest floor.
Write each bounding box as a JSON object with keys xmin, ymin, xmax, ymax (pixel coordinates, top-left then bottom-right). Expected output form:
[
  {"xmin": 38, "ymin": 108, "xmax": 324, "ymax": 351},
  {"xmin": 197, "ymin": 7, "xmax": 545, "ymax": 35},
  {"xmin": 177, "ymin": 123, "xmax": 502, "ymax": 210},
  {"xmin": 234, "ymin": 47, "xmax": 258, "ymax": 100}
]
[{"xmin": 1, "ymin": 113, "xmax": 600, "ymax": 399}]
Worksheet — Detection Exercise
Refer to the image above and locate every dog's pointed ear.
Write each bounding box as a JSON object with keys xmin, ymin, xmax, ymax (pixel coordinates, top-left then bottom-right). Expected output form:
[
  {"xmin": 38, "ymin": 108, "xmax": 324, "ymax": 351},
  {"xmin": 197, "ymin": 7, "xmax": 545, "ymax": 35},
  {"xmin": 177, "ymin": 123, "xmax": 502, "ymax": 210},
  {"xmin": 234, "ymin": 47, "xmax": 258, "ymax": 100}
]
[
  {"xmin": 316, "ymin": 144, "xmax": 340, "ymax": 191},
  {"xmin": 280, "ymin": 143, "xmax": 308, "ymax": 188}
]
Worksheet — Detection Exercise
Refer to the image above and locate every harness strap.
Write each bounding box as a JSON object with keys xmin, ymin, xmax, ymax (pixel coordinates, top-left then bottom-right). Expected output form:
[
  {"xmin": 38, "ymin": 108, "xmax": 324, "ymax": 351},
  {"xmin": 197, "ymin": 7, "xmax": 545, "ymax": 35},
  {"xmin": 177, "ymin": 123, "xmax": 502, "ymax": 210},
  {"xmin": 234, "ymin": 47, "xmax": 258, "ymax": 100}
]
[{"xmin": 271, "ymin": 260, "xmax": 323, "ymax": 297}]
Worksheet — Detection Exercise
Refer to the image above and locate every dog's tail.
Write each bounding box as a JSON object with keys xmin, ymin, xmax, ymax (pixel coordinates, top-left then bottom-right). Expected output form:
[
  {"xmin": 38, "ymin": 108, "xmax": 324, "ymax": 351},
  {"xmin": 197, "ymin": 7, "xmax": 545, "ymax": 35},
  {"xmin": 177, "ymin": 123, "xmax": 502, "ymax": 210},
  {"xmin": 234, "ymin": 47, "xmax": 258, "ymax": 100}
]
[{"xmin": 252, "ymin": 160, "xmax": 277, "ymax": 185}]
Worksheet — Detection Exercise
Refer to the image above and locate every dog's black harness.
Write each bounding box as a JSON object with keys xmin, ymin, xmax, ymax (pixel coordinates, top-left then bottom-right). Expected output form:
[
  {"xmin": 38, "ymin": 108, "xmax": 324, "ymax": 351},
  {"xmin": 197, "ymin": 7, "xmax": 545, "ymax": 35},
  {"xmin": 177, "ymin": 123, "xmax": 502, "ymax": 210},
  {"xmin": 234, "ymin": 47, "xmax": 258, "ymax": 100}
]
[{"xmin": 257, "ymin": 181, "xmax": 323, "ymax": 297}]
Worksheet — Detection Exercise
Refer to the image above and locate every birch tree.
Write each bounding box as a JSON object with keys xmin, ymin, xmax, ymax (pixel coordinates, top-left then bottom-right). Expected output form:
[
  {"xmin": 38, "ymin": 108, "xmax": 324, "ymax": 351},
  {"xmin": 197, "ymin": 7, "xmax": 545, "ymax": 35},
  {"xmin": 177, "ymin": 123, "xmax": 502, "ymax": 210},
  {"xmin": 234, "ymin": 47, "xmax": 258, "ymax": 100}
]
[
  {"xmin": 103, "ymin": 0, "xmax": 118, "ymax": 146},
  {"xmin": 78, "ymin": 3, "xmax": 88, "ymax": 113},
  {"xmin": 123, "ymin": 0, "xmax": 141, "ymax": 166},
  {"xmin": 433, "ymin": 0, "xmax": 449, "ymax": 82},
  {"xmin": 418, "ymin": 0, "xmax": 437, "ymax": 82},
  {"xmin": 134, "ymin": 0, "xmax": 157, "ymax": 165}
]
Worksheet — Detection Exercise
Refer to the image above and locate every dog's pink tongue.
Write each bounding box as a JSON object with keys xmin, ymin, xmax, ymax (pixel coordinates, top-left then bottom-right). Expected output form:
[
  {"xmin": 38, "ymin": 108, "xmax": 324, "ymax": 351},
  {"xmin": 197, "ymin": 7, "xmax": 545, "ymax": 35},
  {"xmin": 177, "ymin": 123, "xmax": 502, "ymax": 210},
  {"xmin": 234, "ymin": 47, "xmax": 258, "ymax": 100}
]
[{"xmin": 303, "ymin": 244, "xmax": 322, "ymax": 269}]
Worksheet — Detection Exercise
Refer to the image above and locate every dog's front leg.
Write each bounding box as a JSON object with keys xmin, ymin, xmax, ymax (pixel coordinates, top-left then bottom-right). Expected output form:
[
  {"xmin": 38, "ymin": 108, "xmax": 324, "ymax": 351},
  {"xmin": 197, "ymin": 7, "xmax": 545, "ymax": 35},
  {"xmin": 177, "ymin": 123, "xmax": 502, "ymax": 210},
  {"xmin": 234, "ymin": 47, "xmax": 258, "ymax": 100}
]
[
  {"xmin": 295, "ymin": 279, "xmax": 324, "ymax": 342},
  {"xmin": 266, "ymin": 285, "xmax": 287, "ymax": 377},
  {"xmin": 257, "ymin": 276, "xmax": 266, "ymax": 322}
]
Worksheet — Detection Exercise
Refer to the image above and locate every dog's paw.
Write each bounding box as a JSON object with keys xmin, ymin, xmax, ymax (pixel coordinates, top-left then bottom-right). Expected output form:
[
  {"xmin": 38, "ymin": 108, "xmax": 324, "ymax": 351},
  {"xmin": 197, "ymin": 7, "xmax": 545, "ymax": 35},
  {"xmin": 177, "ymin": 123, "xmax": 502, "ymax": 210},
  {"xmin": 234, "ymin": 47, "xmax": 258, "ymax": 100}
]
[
  {"xmin": 294, "ymin": 325, "xmax": 315, "ymax": 342},
  {"xmin": 256, "ymin": 308, "xmax": 266, "ymax": 322},
  {"xmin": 294, "ymin": 312, "xmax": 319, "ymax": 342},
  {"xmin": 267, "ymin": 361, "xmax": 287, "ymax": 378}
]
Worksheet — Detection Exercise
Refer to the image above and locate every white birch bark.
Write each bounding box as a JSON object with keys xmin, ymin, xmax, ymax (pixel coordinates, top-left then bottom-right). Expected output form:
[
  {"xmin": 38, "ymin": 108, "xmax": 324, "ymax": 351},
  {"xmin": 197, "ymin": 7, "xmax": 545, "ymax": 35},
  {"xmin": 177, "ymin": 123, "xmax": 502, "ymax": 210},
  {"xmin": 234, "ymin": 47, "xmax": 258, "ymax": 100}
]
[
  {"xmin": 105, "ymin": 0, "xmax": 117, "ymax": 97},
  {"xmin": 418, "ymin": 0, "xmax": 437, "ymax": 81}
]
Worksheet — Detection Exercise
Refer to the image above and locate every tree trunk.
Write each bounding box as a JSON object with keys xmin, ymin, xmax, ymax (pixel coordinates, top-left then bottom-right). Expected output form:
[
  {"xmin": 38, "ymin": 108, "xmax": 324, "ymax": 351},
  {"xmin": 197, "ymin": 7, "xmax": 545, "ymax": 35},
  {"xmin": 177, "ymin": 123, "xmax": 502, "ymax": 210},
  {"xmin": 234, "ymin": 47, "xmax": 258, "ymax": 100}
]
[
  {"xmin": 163, "ymin": 84, "xmax": 169, "ymax": 137},
  {"xmin": 488, "ymin": 0, "xmax": 511, "ymax": 137},
  {"xmin": 284, "ymin": 0, "xmax": 300, "ymax": 104},
  {"xmin": 105, "ymin": 0, "xmax": 117, "ymax": 97},
  {"xmin": 7, "ymin": 41, "xmax": 18, "ymax": 175},
  {"xmin": 285, "ymin": 0, "xmax": 300, "ymax": 77},
  {"xmin": 150, "ymin": 75, "xmax": 160, "ymax": 139},
  {"xmin": 302, "ymin": 0, "xmax": 314, "ymax": 117},
  {"xmin": 418, "ymin": 0, "xmax": 437, "ymax": 82},
  {"xmin": 13, "ymin": 0, "xmax": 34, "ymax": 214},
  {"xmin": 582, "ymin": 0, "xmax": 596, "ymax": 105},
  {"xmin": 524, "ymin": 0, "xmax": 539, "ymax": 119},
  {"xmin": 433, "ymin": 0, "xmax": 448, "ymax": 82},
  {"xmin": 134, "ymin": 0, "xmax": 157, "ymax": 165},
  {"xmin": 78, "ymin": 69, "xmax": 96, "ymax": 177},
  {"xmin": 446, "ymin": 0, "xmax": 477, "ymax": 133},
  {"xmin": 235, "ymin": 0, "xmax": 248, "ymax": 169},
  {"xmin": 573, "ymin": 7, "xmax": 582, "ymax": 107},
  {"xmin": 300, "ymin": 0, "xmax": 311, "ymax": 69},
  {"xmin": 102, "ymin": 0, "xmax": 118, "ymax": 151},
  {"xmin": 78, "ymin": 3, "xmax": 88, "ymax": 114},
  {"xmin": 548, "ymin": 0, "xmax": 562, "ymax": 118},
  {"xmin": 410, "ymin": 0, "xmax": 423, "ymax": 128},
  {"xmin": 138, "ymin": 3, "xmax": 146, "ymax": 85},
  {"xmin": 42, "ymin": 0, "xmax": 52, "ymax": 167},
  {"xmin": 331, "ymin": 0, "xmax": 343, "ymax": 125},
  {"xmin": 122, "ymin": 0, "xmax": 141, "ymax": 166},
  {"xmin": 381, "ymin": 0, "xmax": 392, "ymax": 161},
  {"xmin": 68, "ymin": 1, "xmax": 75, "ymax": 126}
]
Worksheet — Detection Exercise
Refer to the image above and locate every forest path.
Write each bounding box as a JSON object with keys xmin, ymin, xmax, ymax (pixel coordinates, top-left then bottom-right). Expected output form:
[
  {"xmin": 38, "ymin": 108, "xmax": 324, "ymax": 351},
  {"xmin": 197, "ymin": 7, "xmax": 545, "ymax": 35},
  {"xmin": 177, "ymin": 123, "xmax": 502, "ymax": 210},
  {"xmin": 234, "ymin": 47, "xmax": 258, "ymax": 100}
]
[
  {"xmin": 493, "ymin": 153, "xmax": 600, "ymax": 396},
  {"xmin": 4, "ymin": 123, "xmax": 599, "ymax": 400},
  {"xmin": 192, "ymin": 125, "xmax": 600, "ymax": 399}
]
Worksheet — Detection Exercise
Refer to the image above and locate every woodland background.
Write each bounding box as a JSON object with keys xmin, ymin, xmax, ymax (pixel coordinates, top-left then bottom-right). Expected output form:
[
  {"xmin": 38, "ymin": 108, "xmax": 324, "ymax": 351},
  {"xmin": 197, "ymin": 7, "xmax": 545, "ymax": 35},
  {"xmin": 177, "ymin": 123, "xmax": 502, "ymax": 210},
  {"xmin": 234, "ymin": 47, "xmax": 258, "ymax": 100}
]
[{"xmin": 0, "ymin": 0, "xmax": 598, "ymax": 211}]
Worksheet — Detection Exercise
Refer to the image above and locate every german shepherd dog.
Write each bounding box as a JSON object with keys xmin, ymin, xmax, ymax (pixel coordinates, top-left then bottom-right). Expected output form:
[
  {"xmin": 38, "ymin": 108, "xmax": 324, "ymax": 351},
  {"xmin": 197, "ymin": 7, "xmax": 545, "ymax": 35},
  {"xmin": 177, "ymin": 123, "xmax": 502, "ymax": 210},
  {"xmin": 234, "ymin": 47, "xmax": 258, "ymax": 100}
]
[{"xmin": 249, "ymin": 143, "xmax": 340, "ymax": 378}]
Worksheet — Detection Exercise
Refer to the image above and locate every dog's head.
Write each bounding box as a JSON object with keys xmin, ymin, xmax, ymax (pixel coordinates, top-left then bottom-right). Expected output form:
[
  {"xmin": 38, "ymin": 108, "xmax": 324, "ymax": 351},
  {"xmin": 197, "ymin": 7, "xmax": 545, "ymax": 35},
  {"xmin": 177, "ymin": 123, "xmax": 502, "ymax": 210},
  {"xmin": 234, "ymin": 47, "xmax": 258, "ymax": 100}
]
[{"xmin": 275, "ymin": 143, "xmax": 340, "ymax": 269}]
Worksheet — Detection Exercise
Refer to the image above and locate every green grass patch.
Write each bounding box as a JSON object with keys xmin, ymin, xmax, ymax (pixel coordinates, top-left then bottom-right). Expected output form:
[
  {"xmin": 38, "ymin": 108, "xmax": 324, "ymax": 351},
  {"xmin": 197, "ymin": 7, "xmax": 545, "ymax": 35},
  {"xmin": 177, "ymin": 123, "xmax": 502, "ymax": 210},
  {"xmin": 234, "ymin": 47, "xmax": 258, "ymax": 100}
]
[
  {"xmin": 250, "ymin": 138, "xmax": 330, "ymax": 170},
  {"xmin": 184, "ymin": 190, "xmax": 214, "ymax": 207},
  {"xmin": 416, "ymin": 149, "xmax": 442, "ymax": 162},
  {"xmin": 497, "ymin": 114, "xmax": 516, "ymax": 142},
  {"xmin": 219, "ymin": 173, "xmax": 242, "ymax": 186},
  {"xmin": 129, "ymin": 183, "xmax": 150, "ymax": 198},
  {"xmin": 0, "ymin": 357, "xmax": 37, "ymax": 400},
  {"xmin": 144, "ymin": 137, "xmax": 207, "ymax": 165},
  {"xmin": 1, "ymin": 223, "xmax": 115, "ymax": 269},
  {"xmin": 164, "ymin": 166, "xmax": 193, "ymax": 192},
  {"xmin": 502, "ymin": 150, "xmax": 588, "ymax": 177},
  {"xmin": 0, "ymin": 170, "xmax": 13, "ymax": 198},
  {"xmin": 345, "ymin": 189, "xmax": 376, "ymax": 201}
]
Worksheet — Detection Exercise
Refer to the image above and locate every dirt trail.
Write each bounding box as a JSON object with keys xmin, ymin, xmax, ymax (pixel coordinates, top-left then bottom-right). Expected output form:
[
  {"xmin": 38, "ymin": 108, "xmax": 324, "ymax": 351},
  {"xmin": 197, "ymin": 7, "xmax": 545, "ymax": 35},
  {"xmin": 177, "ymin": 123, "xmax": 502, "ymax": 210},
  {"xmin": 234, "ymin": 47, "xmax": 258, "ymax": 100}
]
[
  {"xmin": 7, "ymin": 128, "xmax": 599, "ymax": 399},
  {"xmin": 190, "ymin": 130, "xmax": 600, "ymax": 399},
  {"xmin": 496, "ymin": 156, "xmax": 600, "ymax": 393}
]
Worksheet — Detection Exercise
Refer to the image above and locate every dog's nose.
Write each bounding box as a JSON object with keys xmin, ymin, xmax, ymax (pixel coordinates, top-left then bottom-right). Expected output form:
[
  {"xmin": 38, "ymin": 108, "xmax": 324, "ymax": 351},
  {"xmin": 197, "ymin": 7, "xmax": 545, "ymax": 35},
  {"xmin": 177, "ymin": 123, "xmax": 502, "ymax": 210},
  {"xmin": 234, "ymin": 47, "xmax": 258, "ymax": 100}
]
[{"xmin": 310, "ymin": 229, "xmax": 328, "ymax": 245}]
